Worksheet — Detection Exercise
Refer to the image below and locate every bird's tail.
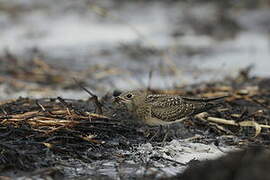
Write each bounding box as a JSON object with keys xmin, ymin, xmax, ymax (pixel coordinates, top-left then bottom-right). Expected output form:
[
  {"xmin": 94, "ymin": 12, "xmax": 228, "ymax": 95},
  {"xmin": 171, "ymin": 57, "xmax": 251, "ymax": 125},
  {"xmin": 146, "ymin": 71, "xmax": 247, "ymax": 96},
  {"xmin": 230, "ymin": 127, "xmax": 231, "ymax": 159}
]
[
  {"xmin": 182, "ymin": 95, "xmax": 229, "ymax": 102},
  {"xmin": 183, "ymin": 95, "xmax": 228, "ymax": 115}
]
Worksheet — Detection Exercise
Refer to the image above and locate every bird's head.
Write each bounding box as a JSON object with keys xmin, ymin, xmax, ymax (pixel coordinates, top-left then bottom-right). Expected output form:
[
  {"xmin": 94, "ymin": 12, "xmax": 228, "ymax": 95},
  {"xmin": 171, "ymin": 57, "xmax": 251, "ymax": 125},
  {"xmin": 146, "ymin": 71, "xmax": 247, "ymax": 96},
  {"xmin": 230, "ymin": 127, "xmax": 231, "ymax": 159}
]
[{"xmin": 114, "ymin": 90, "xmax": 148, "ymax": 111}]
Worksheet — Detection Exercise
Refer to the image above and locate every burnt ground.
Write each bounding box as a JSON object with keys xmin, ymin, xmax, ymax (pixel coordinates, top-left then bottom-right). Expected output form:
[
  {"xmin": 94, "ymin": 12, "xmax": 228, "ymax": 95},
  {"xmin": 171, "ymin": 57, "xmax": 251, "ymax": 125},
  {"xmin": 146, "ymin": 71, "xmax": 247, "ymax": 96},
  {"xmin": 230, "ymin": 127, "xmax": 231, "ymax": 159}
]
[{"xmin": 0, "ymin": 59, "xmax": 270, "ymax": 179}]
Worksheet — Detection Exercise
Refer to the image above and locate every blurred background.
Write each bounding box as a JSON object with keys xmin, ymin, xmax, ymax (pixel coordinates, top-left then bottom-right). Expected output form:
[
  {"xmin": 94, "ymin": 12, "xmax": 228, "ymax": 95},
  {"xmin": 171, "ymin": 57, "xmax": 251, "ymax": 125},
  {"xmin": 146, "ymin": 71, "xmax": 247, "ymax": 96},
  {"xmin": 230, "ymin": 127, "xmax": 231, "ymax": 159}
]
[{"xmin": 0, "ymin": 0, "xmax": 270, "ymax": 100}]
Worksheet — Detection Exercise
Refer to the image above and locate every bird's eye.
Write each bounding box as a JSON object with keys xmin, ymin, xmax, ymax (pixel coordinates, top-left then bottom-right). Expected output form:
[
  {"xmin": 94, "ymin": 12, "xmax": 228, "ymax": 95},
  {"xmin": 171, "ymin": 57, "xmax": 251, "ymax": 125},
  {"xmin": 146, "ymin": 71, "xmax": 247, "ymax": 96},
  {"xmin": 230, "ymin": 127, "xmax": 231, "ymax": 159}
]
[{"xmin": 126, "ymin": 94, "xmax": 133, "ymax": 99}]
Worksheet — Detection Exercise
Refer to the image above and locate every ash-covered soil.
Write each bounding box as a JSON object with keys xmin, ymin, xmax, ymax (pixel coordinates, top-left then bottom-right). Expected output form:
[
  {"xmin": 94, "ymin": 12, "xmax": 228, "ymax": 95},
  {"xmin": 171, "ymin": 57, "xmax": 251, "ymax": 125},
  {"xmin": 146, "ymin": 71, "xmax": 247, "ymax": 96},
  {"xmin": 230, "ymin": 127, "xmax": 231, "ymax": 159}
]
[{"xmin": 0, "ymin": 65, "xmax": 270, "ymax": 179}]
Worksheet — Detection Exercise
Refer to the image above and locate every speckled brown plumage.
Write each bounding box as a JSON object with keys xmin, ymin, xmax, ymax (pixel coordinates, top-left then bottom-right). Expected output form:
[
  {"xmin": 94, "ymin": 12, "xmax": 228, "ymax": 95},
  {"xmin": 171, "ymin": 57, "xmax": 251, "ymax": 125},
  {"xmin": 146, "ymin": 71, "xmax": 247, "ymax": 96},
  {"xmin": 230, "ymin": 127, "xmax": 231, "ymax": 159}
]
[{"xmin": 115, "ymin": 90, "xmax": 227, "ymax": 126}]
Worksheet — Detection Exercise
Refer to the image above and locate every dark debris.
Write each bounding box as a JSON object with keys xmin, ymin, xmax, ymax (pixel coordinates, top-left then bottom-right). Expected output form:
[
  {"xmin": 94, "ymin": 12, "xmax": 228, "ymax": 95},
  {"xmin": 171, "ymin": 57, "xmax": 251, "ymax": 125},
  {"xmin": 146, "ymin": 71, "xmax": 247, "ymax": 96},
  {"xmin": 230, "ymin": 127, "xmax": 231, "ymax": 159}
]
[
  {"xmin": 0, "ymin": 97, "xmax": 145, "ymax": 172},
  {"xmin": 0, "ymin": 68, "xmax": 270, "ymax": 178}
]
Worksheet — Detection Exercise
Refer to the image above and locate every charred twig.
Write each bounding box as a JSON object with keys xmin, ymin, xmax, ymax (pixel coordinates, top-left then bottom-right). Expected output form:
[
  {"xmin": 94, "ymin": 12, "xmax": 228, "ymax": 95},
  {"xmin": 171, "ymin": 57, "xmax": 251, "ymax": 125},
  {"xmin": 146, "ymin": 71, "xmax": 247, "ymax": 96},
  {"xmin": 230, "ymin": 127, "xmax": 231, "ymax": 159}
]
[
  {"xmin": 57, "ymin": 97, "xmax": 75, "ymax": 121},
  {"xmin": 57, "ymin": 97, "xmax": 71, "ymax": 109},
  {"xmin": 73, "ymin": 78, "xmax": 103, "ymax": 114},
  {"xmin": 1, "ymin": 107, "xmax": 7, "ymax": 115},
  {"xmin": 36, "ymin": 100, "xmax": 46, "ymax": 112}
]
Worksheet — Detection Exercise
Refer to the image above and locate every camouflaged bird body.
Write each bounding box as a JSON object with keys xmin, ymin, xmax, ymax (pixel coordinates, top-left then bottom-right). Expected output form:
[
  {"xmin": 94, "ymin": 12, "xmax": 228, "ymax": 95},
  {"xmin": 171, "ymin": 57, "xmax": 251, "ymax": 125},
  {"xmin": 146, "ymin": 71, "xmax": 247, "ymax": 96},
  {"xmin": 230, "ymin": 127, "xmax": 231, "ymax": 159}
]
[
  {"xmin": 117, "ymin": 90, "xmax": 225, "ymax": 126},
  {"xmin": 141, "ymin": 94, "xmax": 210, "ymax": 123}
]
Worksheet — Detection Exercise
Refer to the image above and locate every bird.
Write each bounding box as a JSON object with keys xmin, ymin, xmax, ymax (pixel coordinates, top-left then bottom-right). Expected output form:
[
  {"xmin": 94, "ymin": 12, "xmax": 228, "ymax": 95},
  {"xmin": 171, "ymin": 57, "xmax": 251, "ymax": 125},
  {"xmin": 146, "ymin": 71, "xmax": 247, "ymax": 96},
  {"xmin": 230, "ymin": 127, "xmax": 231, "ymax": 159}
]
[{"xmin": 114, "ymin": 90, "xmax": 227, "ymax": 126}]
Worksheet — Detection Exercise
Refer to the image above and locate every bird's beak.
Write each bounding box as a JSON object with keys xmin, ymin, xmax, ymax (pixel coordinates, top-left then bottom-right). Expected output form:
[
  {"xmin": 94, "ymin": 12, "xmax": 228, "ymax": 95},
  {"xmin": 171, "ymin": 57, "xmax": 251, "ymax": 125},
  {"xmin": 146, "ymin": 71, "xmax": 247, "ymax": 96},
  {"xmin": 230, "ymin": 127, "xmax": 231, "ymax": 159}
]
[{"xmin": 113, "ymin": 96, "xmax": 126, "ymax": 104}]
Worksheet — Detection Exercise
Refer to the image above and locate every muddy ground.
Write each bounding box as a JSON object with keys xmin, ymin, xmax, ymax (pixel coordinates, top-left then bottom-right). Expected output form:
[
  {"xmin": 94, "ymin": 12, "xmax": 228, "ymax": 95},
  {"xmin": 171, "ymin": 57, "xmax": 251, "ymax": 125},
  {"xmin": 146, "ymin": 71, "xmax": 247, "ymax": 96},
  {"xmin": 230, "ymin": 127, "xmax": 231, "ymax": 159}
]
[{"xmin": 0, "ymin": 0, "xmax": 270, "ymax": 179}]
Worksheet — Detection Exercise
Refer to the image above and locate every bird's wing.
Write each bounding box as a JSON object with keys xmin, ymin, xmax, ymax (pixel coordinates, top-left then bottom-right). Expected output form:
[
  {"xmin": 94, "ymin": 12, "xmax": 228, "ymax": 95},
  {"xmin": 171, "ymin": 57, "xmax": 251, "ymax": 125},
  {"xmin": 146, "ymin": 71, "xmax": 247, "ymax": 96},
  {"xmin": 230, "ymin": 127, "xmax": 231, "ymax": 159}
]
[
  {"xmin": 136, "ymin": 105, "xmax": 151, "ymax": 121},
  {"xmin": 146, "ymin": 94, "xmax": 210, "ymax": 122},
  {"xmin": 145, "ymin": 94, "xmax": 182, "ymax": 107}
]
